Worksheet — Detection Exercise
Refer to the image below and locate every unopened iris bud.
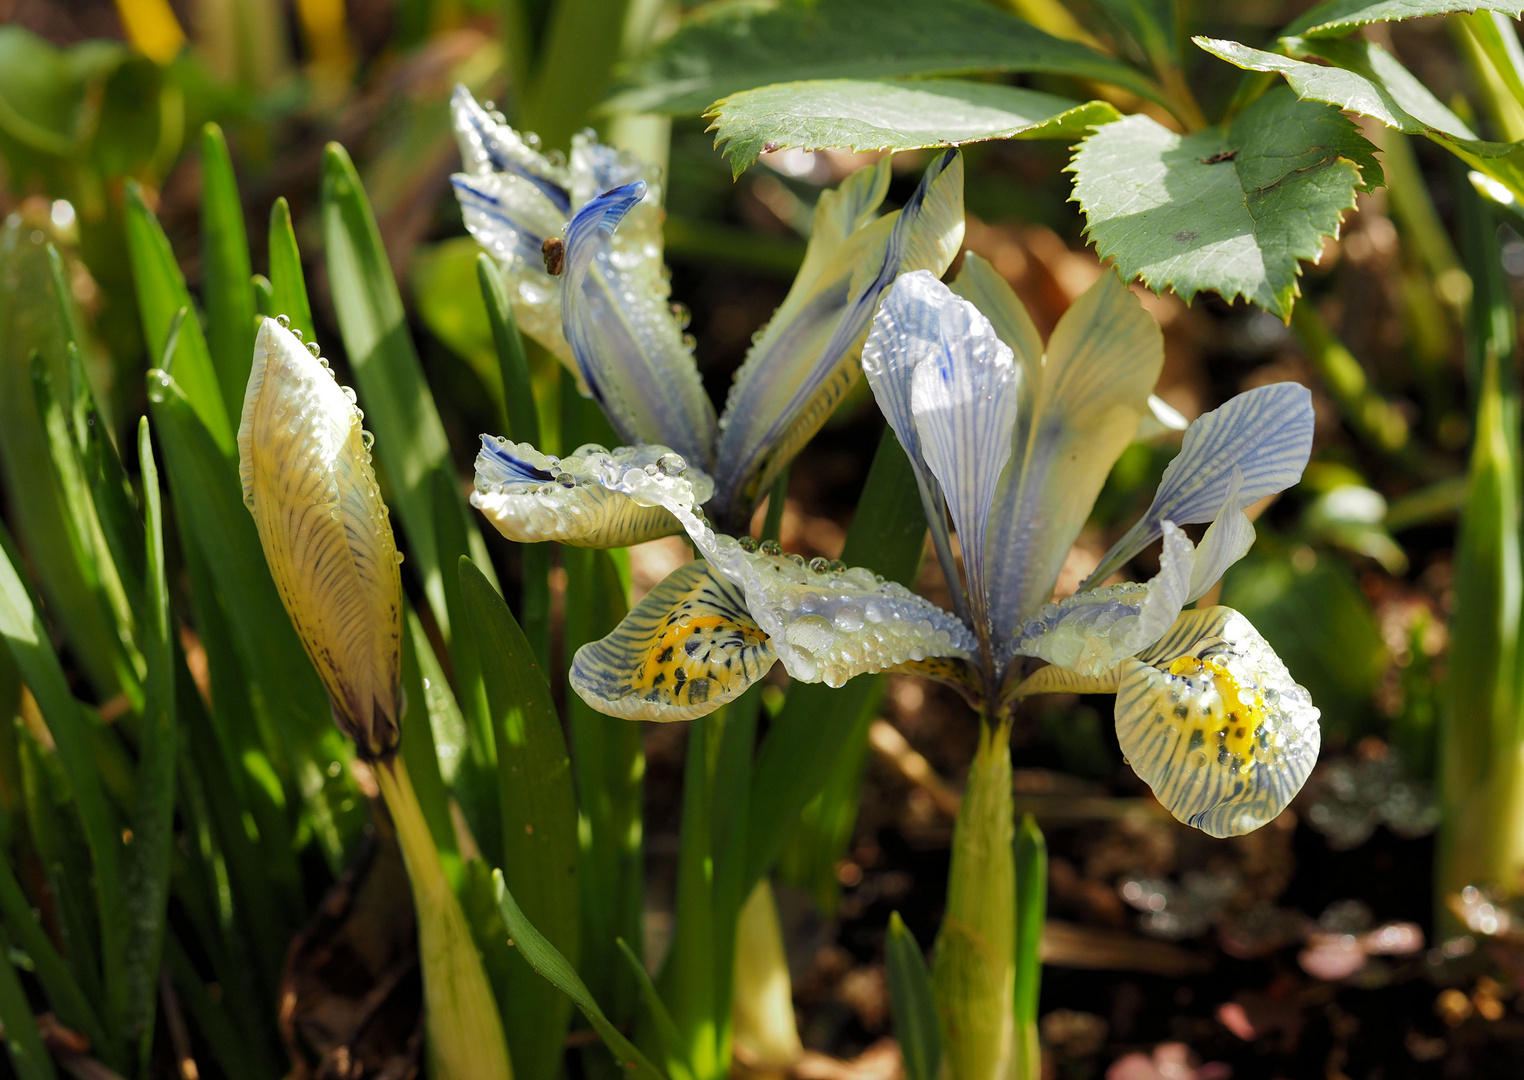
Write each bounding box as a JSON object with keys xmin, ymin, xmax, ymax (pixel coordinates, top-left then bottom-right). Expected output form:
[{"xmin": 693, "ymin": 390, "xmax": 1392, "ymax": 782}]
[{"xmin": 239, "ymin": 316, "xmax": 403, "ymax": 759}]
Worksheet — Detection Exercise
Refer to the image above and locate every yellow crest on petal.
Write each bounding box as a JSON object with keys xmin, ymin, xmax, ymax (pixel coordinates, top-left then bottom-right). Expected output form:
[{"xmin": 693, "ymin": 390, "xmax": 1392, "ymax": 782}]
[
  {"xmin": 239, "ymin": 317, "xmax": 403, "ymax": 757},
  {"xmin": 571, "ymin": 561, "xmax": 776, "ymax": 721},
  {"xmin": 1116, "ymin": 607, "xmax": 1321, "ymax": 837}
]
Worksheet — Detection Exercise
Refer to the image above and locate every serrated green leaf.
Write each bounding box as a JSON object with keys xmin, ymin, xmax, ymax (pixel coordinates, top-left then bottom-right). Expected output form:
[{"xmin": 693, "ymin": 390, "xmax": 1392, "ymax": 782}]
[
  {"xmin": 200, "ymin": 123, "xmax": 256, "ymax": 429},
  {"xmin": 608, "ymin": 0, "xmax": 1163, "ymax": 115},
  {"xmin": 885, "ymin": 913, "xmax": 939, "ymax": 1080},
  {"xmin": 1199, "ymin": 35, "xmax": 1524, "ymax": 201},
  {"xmin": 1070, "ymin": 87, "xmax": 1378, "ymax": 319},
  {"xmin": 492, "ymin": 870, "xmax": 667, "ymax": 1080},
  {"xmin": 1282, "ymin": 0, "xmax": 1524, "ymax": 38},
  {"xmin": 708, "ymin": 79, "xmax": 1118, "ymax": 175},
  {"xmin": 459, "ymin": 558, "xmax": 579, "ymax": 1080}
]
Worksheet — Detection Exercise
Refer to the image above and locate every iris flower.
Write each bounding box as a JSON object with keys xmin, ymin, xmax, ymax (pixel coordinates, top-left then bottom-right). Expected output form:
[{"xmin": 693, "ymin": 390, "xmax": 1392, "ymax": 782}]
[
  {"xmin": 449, "ymin": 87, "xmax": 966, "ymax": 541},
  {"xmin": 570, "ymin": 261, "xmax": 1322, "ymax": 839}
]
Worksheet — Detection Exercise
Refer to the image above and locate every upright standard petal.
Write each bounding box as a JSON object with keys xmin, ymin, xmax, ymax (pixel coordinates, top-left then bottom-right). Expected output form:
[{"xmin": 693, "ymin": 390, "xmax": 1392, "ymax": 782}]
[
  {"xmin": 570, "ymin": 560, "xmax": 777, "ymax": 721},
  {"xmin": 1085, "ymin": 383, "xmax": 1314, "ymax": 587},
  {"xmin": 709, "ymin": 151, "xmax": 965, "ymax": 521},
  {"xmin": 861, "ymin": 270, "xmax": 970, "ymax": 624},
  {"xmin": 561, "ymin": 182, "xmax": 717, "ymax": 468},
  {"xmin": 239, "ymin": 318, "xmax": 402, "ymax": 759},
  {"xmin": 1115, "ymin": 607, "xmax": 1321, "ymax": 837},
  {"xmin": 471, "ymin": 437, "xmax": 713, "ymax": 548},
  {"xmin": 906, "ymin": 278, "xmax": 1019, "ymax": 649},
  {"xmin": 963, "ymin": 264, "xmax": 1162, "ymax": 653}
]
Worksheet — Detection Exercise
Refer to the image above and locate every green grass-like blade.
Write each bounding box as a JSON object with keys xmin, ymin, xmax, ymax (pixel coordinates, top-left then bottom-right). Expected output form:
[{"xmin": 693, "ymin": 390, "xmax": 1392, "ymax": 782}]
[
  {"xmin": 1014, "ymin": 814, "xmax": 1047, "ymax": 1080},
  {"xmin": 743, "ymin": 428, "xmax": 927, "ymax": 890},
  {"xmin": 321, "ymin": 142, "xmax": 473, "ymax": 633},
  {"xmin": 562, "ymin": 547, "xmax": 643, "ymax": 1021},
  {"xmin": 885, "ymin": 912, "xmax": 939, "ymax": 1080},
  {"xmin": 434, "ymin": 475, "xmax": 494, "ymax": 770},
  {"xmin": 145, "ymin": 366, "xmax": 362, "ymax": 872},
  {"xmin": 0, "ymin": 855, "xmax": 106, "ymax": 1053},
  {"xmin": 125, "ymin": 181, "xmax": 234, "ymax": 455},
  {"xmin": 16, "ymin": 726, "xmax": 103, "ymax": 1015},
  {"xmin": 615, "ymin": 938, "xmax": 693, "ymax": 1080},
  {"xmin": 399, "ymin": 608, "xmax": 462, "ymax": 885},
  {"xmin": 492, "ymin": 870, "xmax": 667, "ymax": 1080},
  {"xmin": 30, "ymin": 352, "xmax": 143, "ymax": 708},
  {"xmin": 267, "ymin": 198, "xmax": 316, "ymax": 341},
  {"xmin": 200, "ymin": 123, "xmax": 257, "ymax": 428},
  {"xmin": 122, "ymin": 420, "xmax": 177, "ymax": 1060},
  {"xmin": 0, "ymin": 523, "xmax": 127, "ymax": 1059},
  {"xmin": 0, "ymin": 232, "xmax": 122, "ymax": 696},
  {"xmin": 0, "ymin": 927, "xmax": 58, "ymax": 1080},
  {"xmin": 460, "ymin": 557, "xmax": 580, "ymax": 1080}
]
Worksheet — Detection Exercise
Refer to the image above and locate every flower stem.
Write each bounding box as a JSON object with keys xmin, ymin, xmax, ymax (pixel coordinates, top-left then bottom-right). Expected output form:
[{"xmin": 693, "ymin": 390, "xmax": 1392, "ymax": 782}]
[
  {"xmin": 931, "ymin": 718, "xmax": 1016, "ymax": 1080},
  {"xmin": 377, "ymin": 756, "xmax": 514, "ymax": 1080}
]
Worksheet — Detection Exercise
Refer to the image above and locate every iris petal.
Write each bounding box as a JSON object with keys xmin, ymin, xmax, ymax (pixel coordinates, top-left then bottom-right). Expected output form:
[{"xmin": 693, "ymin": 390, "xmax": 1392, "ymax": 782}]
[
  {"xmin": 710, "ymin": 151, "xmax": 965, "ymax": 520},
  {"xmin": 957, "ymin": 263, "xmax": 1163, "ymax": 654},
  {"xmin": 470, "ymin": 437, "xmax": 713, "ymax": 548},
  {"xmin": 1085, "ymin": 382, "xmax": 1314, "ymax": 587},
  {"xmin": 904, "ymin": 275, "xmax": 1019, "ymax": 649},
  {"xmin": 562, "ymin": 182, "xmax": 717, "ymax": 468},
  {"xmin": 1116, "ymin": 607, "xmax": 1321, "ymax": 837},
  {"xmin": 587, "ymin": 464, "xmax": 977, "ymax": 688},
  {"xmin": 570, "ymin": 561, "xmax": 776, "ymax": 721},
  {"xmin": 450, "ymin": 85, "xmax": 570, "ymax": 208},
  {"xmin": 1013, "ymin": 522, "xmax": 1193, "ymax": 675},
  {"xmin": 860, "ymin": 272, "xmax": 970, "ymax": 624},
  {"xmin": 1185, "ymin": 467, "xmax": 1256, "ymax": 603}
]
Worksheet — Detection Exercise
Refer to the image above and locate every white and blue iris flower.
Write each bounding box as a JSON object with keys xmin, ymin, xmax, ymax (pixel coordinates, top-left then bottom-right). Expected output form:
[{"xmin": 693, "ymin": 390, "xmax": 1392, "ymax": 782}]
[
  {"xmin": 449, "ymin": 86, "xmax": 966, "ymax": 543},
  {"xmin": 569, "ymin": 260, "xmax": 1322, "ymax": 838}
]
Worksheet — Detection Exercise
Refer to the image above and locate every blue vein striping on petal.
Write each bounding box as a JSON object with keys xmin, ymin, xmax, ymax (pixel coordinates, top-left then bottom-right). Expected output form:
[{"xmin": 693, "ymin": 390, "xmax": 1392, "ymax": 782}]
[
  {"xmin": 561, "ymin": 181, "xmax": 718, "ymax": 468},
  {"xmin": 1084, "ymin": 382, "xmax": 1314, "ymax": 588},
  {"xmin": 452, "ymin": 85, "xmax": 572, "ymax": 211},
  {"xmin": 476, "ymin": 434, "xmax": 555, "ymax": 484},
  {"xmin": 450, "ymin": 175, "xmax": 548, "ymax": 262},
  {"xmin": 709, "ymin": 150, "xmax": 962, "ymax": 517}
]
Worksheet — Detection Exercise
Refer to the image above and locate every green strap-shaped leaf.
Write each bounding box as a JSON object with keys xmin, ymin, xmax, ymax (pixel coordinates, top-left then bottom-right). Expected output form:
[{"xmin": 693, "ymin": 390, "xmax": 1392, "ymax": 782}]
[
  {"xmin": 267, "ymin": 197, "xmax": 316, "ymax": 342},
  {"xmin": 460, "ymin": 558, "xmax": 580, "ymax": 1080},
  {"xmin": 1282, "ymin": 0, "xmax": 1524, "ymax": 38},
  {"xmin": 0, "ymin": 522, "xmax": 128, "ymax": 1050},
  {"xmin": 744, "ymin": 428, "xmax": 926, "ymax": 890},
  {"xmin": 125, "ymin": 181, "xmax": 233, "ymax": 454},
  {"xmin": 607, "ymin": 0, "xmax": 1163, "ymax": 114},
  {"xmin": 493, "ymin": 870, "xmax": 667, "ymax": 1080},
  {"xmin": 322, "ymin": 143, "xmax": 489, "ymax": 636},
  {"xmin": 122, "ymin": 420, "xmax": 176, "ymax": 1057},
  {"xmin": 1070, "ymin": 86, "xmax": 1380, "ymax": 319},
  {"xmin": 479, "ymin": 255, "xmax": 554, "ymax": 671},
  {"xmin": 0, "ymin": 927, "xmax": 58, "ymax": 1080},
  {"xmin": 398, "ymin": 607, "xmax": 462, "ymax": 885},
  {"xmin": 200, "ymin": 123, "xmax": 256, "ymax": 429},
  {"xmin": 885, "ymin": 912, "xmax": 939, "ymax": 1080},
  {"xmin": 1014, "ymin": 813, "xmax": 1047, "ymax": 1080},
  {"xmin": 0, "ymin": 856, "xmax": 105, "ymax": 1053},
  {"xmin": 615, "ymin": 938, "xmax": 694, "ymax": 1080},
  {"xmin": 0, "ymin": 229, "xmax": 124, "ymax": 696},
  {"xmin": 708, "ymin": 79, "xmax": 1118, "ymax": 176}
]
